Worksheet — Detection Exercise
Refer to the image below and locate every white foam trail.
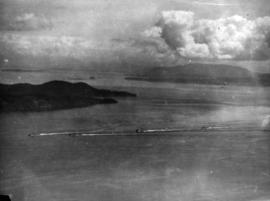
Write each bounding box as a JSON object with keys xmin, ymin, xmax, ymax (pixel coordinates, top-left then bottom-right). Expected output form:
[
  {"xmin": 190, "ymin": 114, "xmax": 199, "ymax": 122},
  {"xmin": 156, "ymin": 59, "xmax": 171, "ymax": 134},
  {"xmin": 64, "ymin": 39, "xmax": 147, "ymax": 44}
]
[{"xmin": 28, "ymin": 125, "xmax": 270, "ymax": 137}]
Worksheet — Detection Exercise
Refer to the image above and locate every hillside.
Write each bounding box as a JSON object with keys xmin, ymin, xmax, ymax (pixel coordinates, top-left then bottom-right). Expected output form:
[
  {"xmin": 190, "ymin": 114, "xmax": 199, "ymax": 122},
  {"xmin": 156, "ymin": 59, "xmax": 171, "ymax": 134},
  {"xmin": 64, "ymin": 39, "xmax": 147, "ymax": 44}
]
[{"xmin": 0, "ymin": 80, "xmax": 136, "ymax": 112}]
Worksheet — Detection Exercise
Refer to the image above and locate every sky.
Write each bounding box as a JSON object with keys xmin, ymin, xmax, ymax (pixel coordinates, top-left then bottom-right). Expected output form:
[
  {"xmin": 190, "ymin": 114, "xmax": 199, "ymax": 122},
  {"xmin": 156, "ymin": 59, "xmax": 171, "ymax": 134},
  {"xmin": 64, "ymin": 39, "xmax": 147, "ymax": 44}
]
[{"xmin": 1, "ymin": 0, "xmax": 270, "ymax": 73}]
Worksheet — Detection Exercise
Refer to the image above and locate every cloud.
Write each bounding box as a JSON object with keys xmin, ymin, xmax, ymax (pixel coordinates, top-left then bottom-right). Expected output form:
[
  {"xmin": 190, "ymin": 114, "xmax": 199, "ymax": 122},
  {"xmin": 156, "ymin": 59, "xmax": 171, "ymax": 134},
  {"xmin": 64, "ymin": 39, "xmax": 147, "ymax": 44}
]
[
  {"xmin": 145, "ymin": 11, "xmax": 270, "ymax": 60},
  {"xmin": 192, "ymin": 1, "xmax": 237, "ymax": 6},
  {"xmin": 0, "ymin": 34, "xmax": 99, "ymax": 57},
  {"xmin": 8, "ymin": 13, "xmax": 52, "ymax": 31},
  {"xmin": 0, "ymin": 30, "xmax": 179, "ymax": 67},
  {"xmin": 143, "ymin": 27, "xmax": 162, "ymax": 38},
  {"xmin": 1, "ymin": 33, "xmax": 163, "ymax": 64},
  {"xmin": 111, "ymin": 37, "xmax": 179, "ymax": 66}
]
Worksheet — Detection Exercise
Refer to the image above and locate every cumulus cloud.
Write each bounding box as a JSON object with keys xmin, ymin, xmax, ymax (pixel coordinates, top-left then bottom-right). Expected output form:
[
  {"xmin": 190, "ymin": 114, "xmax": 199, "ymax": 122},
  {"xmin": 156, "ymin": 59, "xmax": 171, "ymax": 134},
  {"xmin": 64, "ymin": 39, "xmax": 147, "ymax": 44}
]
[{"xmin": 145, "ymin": 11, "xmax": 270, "ymax": 60}]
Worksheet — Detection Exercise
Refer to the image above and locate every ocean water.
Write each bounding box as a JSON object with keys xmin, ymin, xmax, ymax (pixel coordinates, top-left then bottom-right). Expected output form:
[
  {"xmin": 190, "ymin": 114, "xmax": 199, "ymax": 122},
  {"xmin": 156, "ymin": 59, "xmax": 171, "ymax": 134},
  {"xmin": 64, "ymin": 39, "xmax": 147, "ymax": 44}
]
[{"xmin": 0, "ymin": 77, "xmax": 270, "ymax": 201}]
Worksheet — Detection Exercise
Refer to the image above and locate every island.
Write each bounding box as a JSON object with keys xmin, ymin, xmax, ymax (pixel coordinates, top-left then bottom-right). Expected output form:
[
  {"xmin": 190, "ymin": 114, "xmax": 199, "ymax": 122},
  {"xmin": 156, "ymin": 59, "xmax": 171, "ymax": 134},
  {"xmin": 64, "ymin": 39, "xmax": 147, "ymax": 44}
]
[
  {"xmin": 125, "ymin": 63, "xmax": 262, "ymax": 86},
  {"xmin": 0, "ymin": 80, "xmax": 136, "ymax": 112}
]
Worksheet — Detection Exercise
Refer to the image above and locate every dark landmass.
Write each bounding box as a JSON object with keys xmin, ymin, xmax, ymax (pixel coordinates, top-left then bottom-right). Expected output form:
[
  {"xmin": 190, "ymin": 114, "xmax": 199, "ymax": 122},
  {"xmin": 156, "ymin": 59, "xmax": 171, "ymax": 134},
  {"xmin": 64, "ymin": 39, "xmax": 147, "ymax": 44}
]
[
  {"xmin": 126, "ymin": 63, "xmax": 268, "ymax": 86},
  {"xmin": 0, "ymin": 80, "xmax": 136, "ymax": 112},
  {"xmin": 0, "ymin": 195, "xmax": 11, "ymax": 201}
]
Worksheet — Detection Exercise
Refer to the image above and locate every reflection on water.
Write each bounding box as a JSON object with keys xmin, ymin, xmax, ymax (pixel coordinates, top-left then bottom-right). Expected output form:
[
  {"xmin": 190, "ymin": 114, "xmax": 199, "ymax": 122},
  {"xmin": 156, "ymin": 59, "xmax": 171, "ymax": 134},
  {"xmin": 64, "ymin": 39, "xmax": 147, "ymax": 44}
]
[{"xmin": 0, "ymin": 83, "xmax": 270, "ymax": 201}]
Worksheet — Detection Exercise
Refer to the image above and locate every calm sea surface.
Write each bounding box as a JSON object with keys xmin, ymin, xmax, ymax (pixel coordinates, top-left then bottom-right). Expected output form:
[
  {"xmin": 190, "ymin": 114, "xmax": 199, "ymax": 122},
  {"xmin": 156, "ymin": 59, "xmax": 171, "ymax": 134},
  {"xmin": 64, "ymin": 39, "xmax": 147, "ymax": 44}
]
[{"xmin": 0, "ymin": 76, "xmax": 270, "ymax": 201}]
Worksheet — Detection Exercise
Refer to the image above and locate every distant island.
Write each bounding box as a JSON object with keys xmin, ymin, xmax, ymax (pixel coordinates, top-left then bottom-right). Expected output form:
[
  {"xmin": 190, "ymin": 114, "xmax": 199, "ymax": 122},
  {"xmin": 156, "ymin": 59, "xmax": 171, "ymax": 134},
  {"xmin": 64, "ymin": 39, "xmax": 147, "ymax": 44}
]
[
  {"xmin": 126, "ymin": 63, "xmax": 269, "ymax": 86},
  {"xmin": 0, "ymin": 80, "xmax": 136, "ymax": 112}
]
